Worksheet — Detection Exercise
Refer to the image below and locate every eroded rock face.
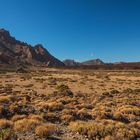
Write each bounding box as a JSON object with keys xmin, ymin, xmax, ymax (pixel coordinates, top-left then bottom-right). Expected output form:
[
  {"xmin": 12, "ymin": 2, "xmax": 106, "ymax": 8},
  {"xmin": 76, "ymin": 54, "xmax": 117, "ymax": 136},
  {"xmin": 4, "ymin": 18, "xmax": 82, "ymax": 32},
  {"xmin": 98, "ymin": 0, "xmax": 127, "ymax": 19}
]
[{"xmin": 0, "ymin": 28, "xmax": 64, "ymax": 66}]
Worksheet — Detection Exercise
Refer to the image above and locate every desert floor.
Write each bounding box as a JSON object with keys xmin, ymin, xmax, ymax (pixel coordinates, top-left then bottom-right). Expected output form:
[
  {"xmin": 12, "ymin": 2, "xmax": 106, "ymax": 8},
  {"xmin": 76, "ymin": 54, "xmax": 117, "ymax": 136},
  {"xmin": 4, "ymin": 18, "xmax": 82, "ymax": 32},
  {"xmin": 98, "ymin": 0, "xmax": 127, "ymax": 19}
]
[{"xmin": 0, "ymin": 68, "xmax": 140, "ymax": 140}]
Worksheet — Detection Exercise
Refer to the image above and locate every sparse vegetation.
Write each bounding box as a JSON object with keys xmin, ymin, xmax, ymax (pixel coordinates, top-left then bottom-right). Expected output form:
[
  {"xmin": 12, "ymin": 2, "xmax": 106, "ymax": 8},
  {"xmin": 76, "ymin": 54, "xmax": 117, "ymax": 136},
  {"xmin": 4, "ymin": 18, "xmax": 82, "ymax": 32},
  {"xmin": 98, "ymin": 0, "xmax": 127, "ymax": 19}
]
[
  {"xmin": 0, "ymin": 69, "xmax": 140, "ymax": 139},
  {"xmin": 69, "ymin": 120, "xmax": 140, "ymax": 140}
]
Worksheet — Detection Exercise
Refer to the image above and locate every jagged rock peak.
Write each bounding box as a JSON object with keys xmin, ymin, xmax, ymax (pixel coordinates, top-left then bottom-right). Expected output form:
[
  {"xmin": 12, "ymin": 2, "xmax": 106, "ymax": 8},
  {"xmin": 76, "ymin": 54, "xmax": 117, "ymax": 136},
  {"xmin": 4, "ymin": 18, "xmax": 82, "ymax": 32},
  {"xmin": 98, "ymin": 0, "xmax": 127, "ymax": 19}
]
[{"xmin": 0, "ymin": 28, "xmax": 10, "ymax": 33}]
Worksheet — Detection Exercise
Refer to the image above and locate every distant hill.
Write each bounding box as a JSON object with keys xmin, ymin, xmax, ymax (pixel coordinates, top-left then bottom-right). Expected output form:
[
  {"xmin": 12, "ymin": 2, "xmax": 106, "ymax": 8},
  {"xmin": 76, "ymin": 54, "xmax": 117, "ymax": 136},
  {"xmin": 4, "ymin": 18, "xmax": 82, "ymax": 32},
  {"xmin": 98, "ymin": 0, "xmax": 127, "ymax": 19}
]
[
  {"xmin": 81, "ymin": 59, "xmax": 104, "ymax": 66},
  {"xmin": 0, "ymin": 28, "xmax": 64, "ymax": 67},
  {"xmin": 63, "ymin": 58, "xmax": 140, "ymax": 69},
  {"xmin": 63, "ymin": 59, "xmax": 81, "ymax": 66},
  {"xmin": 63, "ymin": 59, "xmax": 104, "ymax": 66}
]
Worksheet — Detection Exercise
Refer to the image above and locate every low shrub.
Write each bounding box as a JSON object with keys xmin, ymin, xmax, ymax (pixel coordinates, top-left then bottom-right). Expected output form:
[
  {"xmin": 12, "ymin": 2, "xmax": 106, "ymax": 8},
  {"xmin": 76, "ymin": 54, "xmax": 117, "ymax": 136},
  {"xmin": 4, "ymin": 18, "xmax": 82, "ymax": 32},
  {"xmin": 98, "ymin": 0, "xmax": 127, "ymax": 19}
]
[
  {"xmin": 35, "ymin": 123, "xmax": 57, "ymax": 138},
  {"xmin": 0, "ymin": 96, "xmax": 11, "ymax": 104},
  {"xmin": 11, "ymin": 115, "xmax": 27, "ymax": 122},
  {"xmin": 13, "ymin": 118, "xmax": 41, "ymax": 132},
  {"xmin": 56, "ymin": 84, "xmax": 73, "ymax": 97},
  {"xmin": 60, "ymin": 114, "xmax": 75, "ymax": 123},
  {"xmin": 0, "ymin": 119, "xmax": 13, "ymax": 129}
]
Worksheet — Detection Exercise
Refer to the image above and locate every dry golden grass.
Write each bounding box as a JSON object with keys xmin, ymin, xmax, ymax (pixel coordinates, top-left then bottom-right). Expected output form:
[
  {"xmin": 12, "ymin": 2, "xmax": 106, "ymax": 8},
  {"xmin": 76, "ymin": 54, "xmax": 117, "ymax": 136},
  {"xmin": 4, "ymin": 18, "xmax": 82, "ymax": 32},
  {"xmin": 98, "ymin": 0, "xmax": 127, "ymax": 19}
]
[
  {"xmin": 0, "ymin": 96, "xmax": 11, "ymax": 104},
  {"xmin": 35, "ymin": 123, "xmax": 57, "ymax": 138},
  {"xmin": 0, "ymin": 119, "xmax": 13, "ymax": 129},
  {"xmin": 11, "ymin": 114, "xmax": 27, "ymax": 122},
  {"xmin": 69, "ymin": 120, "xmax": 140, "ymax": 140},
  {"xmin": 13, "ymin": 118, "xmax": 42, "ymax": 132},
  {"xmin": 60, "ymin": 114, "xmax": 75, "ymax": 123},
  {"xmin": 0, "ymin": 68, "xmax": 140, "ymax": 139}
]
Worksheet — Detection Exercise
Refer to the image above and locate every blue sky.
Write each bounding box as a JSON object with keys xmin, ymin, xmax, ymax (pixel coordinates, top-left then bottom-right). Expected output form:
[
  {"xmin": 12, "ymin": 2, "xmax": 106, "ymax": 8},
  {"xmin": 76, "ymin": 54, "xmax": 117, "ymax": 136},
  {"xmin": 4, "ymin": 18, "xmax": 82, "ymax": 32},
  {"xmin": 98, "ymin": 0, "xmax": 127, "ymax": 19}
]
[{"xmin": 0, "ymin": 0, "xmax": 140, "ymax": 62}]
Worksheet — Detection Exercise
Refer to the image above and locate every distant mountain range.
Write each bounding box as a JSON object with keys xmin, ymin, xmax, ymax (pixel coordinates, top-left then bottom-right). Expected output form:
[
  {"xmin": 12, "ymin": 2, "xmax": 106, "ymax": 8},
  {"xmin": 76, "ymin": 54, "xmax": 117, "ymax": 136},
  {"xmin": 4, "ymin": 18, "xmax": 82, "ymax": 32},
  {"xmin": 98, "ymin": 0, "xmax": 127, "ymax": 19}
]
[
  {"xmin": 63, "ymin": 59, "xmax": 104, "ymax": 66},
  {"xmin": 0, "ymin": 28, "xmax": 139, "ymax": 69}
]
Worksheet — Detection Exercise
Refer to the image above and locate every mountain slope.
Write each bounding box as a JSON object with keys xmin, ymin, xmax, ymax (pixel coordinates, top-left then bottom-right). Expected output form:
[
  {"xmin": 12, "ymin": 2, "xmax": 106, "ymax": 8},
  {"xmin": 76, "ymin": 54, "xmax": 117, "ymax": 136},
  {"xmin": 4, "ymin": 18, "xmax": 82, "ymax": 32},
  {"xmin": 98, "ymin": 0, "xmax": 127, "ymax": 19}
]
[{"xmin": 0, "ymin": 28, "xmax": 64, "ymax": 66}]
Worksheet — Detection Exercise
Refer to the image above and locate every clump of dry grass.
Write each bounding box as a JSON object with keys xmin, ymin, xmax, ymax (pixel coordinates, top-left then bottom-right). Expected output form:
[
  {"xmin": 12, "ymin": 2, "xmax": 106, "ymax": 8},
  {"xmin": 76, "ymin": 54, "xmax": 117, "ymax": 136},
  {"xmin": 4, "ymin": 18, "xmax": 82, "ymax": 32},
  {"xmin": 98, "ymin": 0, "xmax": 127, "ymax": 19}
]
[
  {"xmin": 35, "ymin": 123, "xmax": 57, "ymax": 138},
  {"xmin": 56, "ymin": 84, "xmax": 70, "ymax": 92},
  {"xmin": 11, "ymin": 114, "xmax": 27, "ymax": 122},
  {"xmin": 0, "ymin": 128, "xmax": 16, "ymax": 140},
  {"xmin": 113, "ymin": 105, "xmax": 140, "ymax": 123},
  {"xmin": 37, "ymin": 101, "xmax": 64, "ymax": 112},
  {"xmin": 0, "ymin": 119, "xmax": 13, "ymax": 129},
  {"xmin": 92, "ymin": 106, "xmax": 113, "ymax": 120},
  {"xmin": 60, "ymin": 114, "xmax": 75, "ymax": 123},
  {"xmin": 117, "ymin": 105, "xmax": 140, "ymax": 116},
  {"xmin": 56, "ymin": 84, "xmax": 73, "ymax": 97},
  {"xmin": 0, "ymin": 95, "xmax": 11, "ymax": 104},
  {"xmin": 48, "ymin": 101, "xmax": 64, "ymax": 111},
  {"xmin": 9, "ymin": 102, "xmax": 35, "ymax": 115},
  {"xmin": 113, "ymin": 112, "xmax": 129, "ymax": 123},
  {"xmin": 28, "ymin": 114, "xmax": 44, "ymax": 121},
  {"xmin": 76, "ymin": 108, "xmax": 92, "ymax": 120},
  {"xmin": 13, "ymin": 118, "xmax": 41, "ymax": 132},
  {"xmin": 43, "ymin": 112, "xmax": 59, "ymax": 123}
]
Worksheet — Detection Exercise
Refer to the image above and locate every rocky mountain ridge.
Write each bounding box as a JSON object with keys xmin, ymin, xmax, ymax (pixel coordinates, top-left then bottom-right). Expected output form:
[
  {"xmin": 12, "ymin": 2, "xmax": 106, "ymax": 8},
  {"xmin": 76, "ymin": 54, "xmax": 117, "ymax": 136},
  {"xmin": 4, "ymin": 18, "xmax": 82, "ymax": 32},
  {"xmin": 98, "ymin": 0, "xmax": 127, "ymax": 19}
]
[{"xmin": 0, "ymin": 28, "xmax": 64, "ymax": 66}]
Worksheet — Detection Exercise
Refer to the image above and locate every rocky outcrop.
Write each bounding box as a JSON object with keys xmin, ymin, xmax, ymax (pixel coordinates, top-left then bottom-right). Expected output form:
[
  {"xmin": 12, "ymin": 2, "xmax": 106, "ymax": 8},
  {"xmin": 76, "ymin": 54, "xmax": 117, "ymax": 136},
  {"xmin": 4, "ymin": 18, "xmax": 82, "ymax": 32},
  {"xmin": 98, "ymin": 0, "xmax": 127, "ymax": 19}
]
[{"xmin": 0, "ymin": 28, "xmax": 64, "ymax": 66}]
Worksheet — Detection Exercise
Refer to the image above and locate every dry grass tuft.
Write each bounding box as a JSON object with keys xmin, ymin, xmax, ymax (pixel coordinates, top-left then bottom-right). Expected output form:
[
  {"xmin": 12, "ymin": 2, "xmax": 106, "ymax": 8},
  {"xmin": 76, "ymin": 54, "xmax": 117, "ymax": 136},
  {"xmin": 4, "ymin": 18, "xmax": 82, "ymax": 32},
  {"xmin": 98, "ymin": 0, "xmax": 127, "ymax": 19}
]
[
  {"xmin": 11, "ymin": 114, "xmax": 27, "ymax": 122},
  {"xmin": 35, "ymin": 123, "xmax": 57, "ymax": 138},
  {"xmin": 0, "ymin": 119, "xmax": 13, "ymax": 129},
  {"xmin": 13, "ymin": 118, "xmax": 41, "ymax": 132},
  {"xmin": 0, "ymin": 95, "xmax": 11, "ymax": 104}
]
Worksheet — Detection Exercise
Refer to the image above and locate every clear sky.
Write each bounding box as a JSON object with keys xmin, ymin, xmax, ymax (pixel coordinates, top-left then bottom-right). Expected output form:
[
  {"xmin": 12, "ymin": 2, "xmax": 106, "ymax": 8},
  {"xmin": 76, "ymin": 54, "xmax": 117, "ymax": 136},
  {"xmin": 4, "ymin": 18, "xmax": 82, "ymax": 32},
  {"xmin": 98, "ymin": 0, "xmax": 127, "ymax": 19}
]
[{"xmin": 0, "ymin": 0, "xmax": 140, "ymax": 62}]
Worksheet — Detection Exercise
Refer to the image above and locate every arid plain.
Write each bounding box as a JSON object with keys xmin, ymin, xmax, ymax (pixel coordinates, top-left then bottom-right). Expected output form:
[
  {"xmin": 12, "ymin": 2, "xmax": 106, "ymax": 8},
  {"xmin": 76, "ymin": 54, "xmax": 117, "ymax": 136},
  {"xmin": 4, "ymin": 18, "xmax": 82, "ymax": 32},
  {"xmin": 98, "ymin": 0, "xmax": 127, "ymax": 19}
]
[{"xmin": 0, "ymin": 68, "xmax": 140, "ymax": 140}]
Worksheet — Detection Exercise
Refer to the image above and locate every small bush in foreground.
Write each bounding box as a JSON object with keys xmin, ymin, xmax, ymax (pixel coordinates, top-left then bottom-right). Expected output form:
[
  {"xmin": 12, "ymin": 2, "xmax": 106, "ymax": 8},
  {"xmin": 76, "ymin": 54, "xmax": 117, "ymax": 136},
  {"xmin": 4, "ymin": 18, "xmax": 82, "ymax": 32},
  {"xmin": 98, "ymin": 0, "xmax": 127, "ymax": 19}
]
[
  {"xmin": 35, "ymin": 124, "xmax": 57, "ymax": 138},
  {"xmin": 0, "ymin": 128, "xmax": 16, "ymax": 140},
  {"xmin": 0, "ymin": 96, "xmax": 11, "ymax": 104},
  {"xmin": 56, "ymin": 84, "xmax": 73, "ymax": 97},
  {"xmin": 13, "ymin": 118, "xmax": 41, "ymax": 132},
  {"xmin": 0, "ymin": 119, "xmax": 13, "ymax": 129},
  {"xmin": 11, "ymin": 114, "xmax": 27, "ymax": 122}
]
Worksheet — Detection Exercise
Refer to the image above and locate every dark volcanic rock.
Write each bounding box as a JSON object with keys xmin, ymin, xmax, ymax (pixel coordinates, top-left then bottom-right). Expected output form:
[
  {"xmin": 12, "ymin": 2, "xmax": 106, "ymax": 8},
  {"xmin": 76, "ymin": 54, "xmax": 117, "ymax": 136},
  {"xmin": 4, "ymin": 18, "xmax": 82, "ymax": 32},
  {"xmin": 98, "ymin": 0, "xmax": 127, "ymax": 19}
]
[{"xmin": 0, "ymin": 28, "xmax": 64, "ymax": 66}]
